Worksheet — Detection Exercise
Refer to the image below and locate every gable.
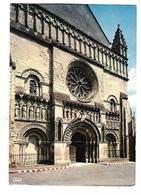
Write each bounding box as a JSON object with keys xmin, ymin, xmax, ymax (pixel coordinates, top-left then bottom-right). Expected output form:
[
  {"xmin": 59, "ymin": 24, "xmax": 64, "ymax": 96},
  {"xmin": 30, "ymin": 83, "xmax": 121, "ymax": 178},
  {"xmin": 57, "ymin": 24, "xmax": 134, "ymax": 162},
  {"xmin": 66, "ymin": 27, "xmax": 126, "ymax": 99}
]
[{"xmin": 39, "ymin": 4, "xmax": 111, "ymax": 47}]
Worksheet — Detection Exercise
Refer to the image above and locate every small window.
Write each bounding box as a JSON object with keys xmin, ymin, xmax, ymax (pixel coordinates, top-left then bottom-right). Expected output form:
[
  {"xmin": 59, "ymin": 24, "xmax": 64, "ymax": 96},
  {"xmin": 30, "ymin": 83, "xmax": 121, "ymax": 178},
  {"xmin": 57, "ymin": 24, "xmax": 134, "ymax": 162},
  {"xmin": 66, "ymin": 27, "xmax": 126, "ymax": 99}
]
[
  {"xmin": 30, "ymin": 80, "xmax": 37, "ymax": 95},
  {"xmin": 28, "ymin": 75, "xmax": 40, "ymax": 96},
  {"xmin": 110, "ymin": 99, "xmax": 116, "ymax": 112},
  {"xmin": 58, "ymin": 121, "xmax": 62, "ymax": 141}
]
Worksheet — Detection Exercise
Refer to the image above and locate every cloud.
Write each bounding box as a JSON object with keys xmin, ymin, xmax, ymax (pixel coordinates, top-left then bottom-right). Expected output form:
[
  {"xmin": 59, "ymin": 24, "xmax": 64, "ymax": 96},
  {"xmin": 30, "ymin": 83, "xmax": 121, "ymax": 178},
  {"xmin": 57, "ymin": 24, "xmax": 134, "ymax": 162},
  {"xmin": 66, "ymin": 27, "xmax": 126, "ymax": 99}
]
[
  {"xmin": 128, "ymin": 67, "xmax": 136, "ymax": 94},
  {"xmin": 128, "ymin": 67, "xmax": 136, "ymax": 113},
  {"xmin": 128, "ymin": 94, "xmax": 136, "ymax": 113}
]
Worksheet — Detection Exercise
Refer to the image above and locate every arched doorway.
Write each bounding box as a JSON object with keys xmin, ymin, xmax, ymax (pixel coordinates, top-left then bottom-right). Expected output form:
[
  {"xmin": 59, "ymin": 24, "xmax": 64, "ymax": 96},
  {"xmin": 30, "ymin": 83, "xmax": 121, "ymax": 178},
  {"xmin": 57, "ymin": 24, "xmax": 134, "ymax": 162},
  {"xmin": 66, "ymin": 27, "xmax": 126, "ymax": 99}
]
[
  {"xmin": 23, "ymin": 128, "xmax": 48, "ymax": 165},
  {"xmin": 70, "ymin": 132, "xmax": 86, "ymax": 162},
  {"xmin": 63, "ymin": 118, "xmax": 101, "ymax": 163},
  {"xmin": 106, "ymin": 133, "xmax": 117, "ymax": 158}
]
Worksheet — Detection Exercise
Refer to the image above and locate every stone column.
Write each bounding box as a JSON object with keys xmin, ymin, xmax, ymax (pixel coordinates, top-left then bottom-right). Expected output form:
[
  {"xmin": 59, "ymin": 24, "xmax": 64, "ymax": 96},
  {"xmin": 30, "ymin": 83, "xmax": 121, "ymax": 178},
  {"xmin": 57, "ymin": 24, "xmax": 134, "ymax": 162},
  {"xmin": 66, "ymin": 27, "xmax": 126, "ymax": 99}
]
[
  {"xmin": 90, "ymin": 141, "xmax": 94, "ymax": 163},
  {"xmin": 85, "ymin": 142, "xmax": 89, "ymax": 163}
]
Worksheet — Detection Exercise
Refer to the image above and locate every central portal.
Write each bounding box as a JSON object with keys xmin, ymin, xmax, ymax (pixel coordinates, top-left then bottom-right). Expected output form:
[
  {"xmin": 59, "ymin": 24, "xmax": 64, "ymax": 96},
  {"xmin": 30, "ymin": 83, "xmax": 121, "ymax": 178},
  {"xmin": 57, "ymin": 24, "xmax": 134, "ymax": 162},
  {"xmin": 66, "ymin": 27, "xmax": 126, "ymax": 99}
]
[
  {"xmin": 63, "ymin": 118, "xmax": 100, "ymax": 163},
  {"xmin": 70, "ymin": 132, "xmax": 86, "ymax": 162}
]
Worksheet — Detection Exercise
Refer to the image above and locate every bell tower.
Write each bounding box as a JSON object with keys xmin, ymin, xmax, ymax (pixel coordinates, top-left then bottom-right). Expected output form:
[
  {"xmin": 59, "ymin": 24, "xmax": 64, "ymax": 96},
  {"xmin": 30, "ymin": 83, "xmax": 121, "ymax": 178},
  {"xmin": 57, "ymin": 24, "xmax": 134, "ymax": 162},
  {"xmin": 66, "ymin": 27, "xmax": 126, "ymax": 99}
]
[{"xmin": 111, "ymin": 24, "xmax": 127, "ymax": 58}]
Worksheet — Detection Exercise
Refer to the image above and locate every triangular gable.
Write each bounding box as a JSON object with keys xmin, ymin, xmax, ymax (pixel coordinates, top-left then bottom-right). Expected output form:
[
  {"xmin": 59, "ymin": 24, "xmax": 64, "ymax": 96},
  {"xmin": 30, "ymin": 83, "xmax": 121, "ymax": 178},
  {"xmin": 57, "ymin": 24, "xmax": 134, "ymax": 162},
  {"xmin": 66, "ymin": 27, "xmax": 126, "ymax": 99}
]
[{"xmin": 39, "ymin": 4, "xmax": 111, "ymax": 47}]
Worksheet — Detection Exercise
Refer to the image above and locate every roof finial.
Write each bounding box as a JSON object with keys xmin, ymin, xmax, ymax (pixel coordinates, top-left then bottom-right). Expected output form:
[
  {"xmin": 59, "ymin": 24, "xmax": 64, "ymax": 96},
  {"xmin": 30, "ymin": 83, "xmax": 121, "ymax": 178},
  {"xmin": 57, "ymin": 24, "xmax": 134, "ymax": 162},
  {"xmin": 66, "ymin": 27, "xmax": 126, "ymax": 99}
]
[{"xmin": 111, "ymin": 24, "xmax": 127, "ymax": 56}]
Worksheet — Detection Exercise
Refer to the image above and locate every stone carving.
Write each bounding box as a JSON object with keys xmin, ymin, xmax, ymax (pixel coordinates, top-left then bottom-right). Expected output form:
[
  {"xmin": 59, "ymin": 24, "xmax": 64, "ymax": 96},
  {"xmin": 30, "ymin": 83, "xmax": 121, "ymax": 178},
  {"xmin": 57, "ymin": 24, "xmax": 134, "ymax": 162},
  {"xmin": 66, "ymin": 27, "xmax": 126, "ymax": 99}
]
[
  {"xmin": 36, "ymin": 107, "xmax": 40, "ymax": 119},
  {"xmin": 29, "ymin": 106, "xmax": 34, "ymax": 119},
  {"xmin": 63, "ymin": 103, "xmax": 100, "ymax": 124},
  {"xmin": 15, "ymin": 103, "xmax": 20, "ymax": 118},
  {"xmin": 63, "ymin": 118, "xmax": 101, "ymax": 142},
  {"xmin": 106, "ymin": 111, "xmax": 120, "ymax": 130},
  {"xmin": 22, "ymin": 105, "xmax": 27, "ymax": 118},
  {"xmin": 15, "ymin": 93, "xmax": 48, "ymax": 122},
  {"xmin": 41, "ymin": 108, "xmax": 46, "ymax": 120}
]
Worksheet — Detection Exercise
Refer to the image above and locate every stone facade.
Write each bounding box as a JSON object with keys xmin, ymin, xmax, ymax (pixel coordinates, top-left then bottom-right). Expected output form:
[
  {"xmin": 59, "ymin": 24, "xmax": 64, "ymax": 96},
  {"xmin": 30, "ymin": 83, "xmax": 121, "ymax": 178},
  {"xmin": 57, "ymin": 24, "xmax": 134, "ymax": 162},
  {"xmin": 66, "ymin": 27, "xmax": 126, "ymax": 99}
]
[{"xmin": 10, "ymin": 4, "xmax": 134, "ymax": 167}]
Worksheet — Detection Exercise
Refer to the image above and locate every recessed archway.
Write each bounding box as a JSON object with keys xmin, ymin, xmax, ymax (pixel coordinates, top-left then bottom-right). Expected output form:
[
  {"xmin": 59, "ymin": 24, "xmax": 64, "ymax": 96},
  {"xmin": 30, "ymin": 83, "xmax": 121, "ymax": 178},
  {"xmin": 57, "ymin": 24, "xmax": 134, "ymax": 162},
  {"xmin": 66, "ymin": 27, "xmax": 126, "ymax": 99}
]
[
  {"xmin": 70, "ymin": 131, "xmax": 86, "ymax": 162},
  {"xmin": 106, "ymin": 133, "xmax": 117, "ymax": 158},
  {"xmin": 24, "ymin": 128, "xmax": 48, "ymax": 164},
  {"xmin": 63, "ymin": 118, "xmax": 100, "ymax": 163},
  {"xmin": 18, "ymin": 127, "xmax": 49, "ymax": 166}
]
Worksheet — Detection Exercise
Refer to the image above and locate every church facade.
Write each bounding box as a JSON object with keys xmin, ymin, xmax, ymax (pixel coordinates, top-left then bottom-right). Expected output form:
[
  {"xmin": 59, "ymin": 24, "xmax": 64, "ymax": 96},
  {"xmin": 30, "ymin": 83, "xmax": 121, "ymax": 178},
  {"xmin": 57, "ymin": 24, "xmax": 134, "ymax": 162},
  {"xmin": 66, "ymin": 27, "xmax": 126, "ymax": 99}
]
[{"xmin": 10, "ymin": 4, "xmax": 134, "ymax": 167}]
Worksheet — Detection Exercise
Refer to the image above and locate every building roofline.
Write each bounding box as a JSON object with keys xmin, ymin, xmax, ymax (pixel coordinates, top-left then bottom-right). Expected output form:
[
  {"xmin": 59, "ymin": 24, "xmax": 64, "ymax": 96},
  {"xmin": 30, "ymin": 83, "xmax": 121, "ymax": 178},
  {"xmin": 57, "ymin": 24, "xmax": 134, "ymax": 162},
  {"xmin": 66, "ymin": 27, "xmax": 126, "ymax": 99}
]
[
  {"xmin": 37, "ymin": 4, "xmax": 111, "ymax": 47},
  {"xmin": 87, "ymin": 5, "xmax": 111, "ymax": 45}
]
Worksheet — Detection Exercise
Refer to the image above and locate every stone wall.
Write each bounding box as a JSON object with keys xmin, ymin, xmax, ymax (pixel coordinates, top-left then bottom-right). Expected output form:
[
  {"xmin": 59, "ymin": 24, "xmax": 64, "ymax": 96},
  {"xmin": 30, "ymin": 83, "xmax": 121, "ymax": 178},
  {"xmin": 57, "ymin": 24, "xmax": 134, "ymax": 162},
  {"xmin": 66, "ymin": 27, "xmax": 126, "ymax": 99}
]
[
  {"xmin": 10, "ymin": 32, "xmax": 50, "ymax": 157},
  {"xmin": 10, "ymin": 3, "xmax": 133, "ymax": 164},
  {"xmin": 10, "ymin": 32, "xmax": 50, "ymax": 99}
]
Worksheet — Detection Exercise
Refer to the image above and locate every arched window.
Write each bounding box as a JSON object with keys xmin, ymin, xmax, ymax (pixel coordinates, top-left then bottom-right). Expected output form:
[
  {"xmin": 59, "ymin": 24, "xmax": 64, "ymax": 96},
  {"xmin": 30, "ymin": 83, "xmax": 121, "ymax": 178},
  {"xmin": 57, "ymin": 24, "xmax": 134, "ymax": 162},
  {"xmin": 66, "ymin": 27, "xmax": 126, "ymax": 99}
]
[
  {"xmin": 110, "ymin": 99, "xmax": 116, "ymax": 112},
  {"xmin": 30, "ymin": 80, "xmax": 37, "ymax": 95},
  {"xmin": 28, "ymin": 75, "xmax": 40, "ymax": 96}
]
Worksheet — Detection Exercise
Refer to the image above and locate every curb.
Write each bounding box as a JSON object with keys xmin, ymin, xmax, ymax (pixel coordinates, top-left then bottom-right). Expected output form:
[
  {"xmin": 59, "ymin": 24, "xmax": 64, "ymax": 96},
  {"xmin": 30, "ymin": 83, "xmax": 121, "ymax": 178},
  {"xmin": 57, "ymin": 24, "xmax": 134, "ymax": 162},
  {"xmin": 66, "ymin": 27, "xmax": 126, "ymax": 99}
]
[
  {"xmin": 9, "ymin": 164, "xmax": 69, "ymax": 174},
  {"xmin": 101, "ymin": 162, "xmax": 134, "ymax": 166}
]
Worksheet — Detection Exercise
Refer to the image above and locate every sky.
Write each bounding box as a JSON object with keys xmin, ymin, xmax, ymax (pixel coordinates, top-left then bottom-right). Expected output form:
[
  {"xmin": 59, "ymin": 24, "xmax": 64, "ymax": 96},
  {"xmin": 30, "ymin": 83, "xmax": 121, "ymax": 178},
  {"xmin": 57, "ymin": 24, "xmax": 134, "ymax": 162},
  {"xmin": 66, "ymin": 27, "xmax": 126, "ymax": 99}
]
[{"xmin": 89, "ymin": 4, "xmax": 136, "ymax": 114}]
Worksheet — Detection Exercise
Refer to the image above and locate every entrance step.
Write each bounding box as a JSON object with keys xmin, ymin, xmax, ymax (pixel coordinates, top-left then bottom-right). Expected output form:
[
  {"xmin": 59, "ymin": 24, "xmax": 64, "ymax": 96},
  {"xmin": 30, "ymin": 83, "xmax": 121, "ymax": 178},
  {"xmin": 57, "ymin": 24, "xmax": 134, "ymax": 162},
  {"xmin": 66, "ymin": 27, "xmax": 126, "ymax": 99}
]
[
  {"xmin": 69, "ymin": 162, "xmax": 93, "ymax": 167},
  {"xmin": 100, "ymin": 158, "xmax": 134, "ymax": 165}
]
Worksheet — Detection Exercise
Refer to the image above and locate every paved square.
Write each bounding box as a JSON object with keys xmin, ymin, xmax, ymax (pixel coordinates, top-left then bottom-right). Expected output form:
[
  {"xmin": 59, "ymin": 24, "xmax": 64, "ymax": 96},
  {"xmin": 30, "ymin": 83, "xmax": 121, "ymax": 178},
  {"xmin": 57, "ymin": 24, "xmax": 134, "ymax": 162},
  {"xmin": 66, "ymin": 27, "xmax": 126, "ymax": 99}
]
[{"xmin": 9, "ymin": 163, "xmax": 135, "ymax": 186}]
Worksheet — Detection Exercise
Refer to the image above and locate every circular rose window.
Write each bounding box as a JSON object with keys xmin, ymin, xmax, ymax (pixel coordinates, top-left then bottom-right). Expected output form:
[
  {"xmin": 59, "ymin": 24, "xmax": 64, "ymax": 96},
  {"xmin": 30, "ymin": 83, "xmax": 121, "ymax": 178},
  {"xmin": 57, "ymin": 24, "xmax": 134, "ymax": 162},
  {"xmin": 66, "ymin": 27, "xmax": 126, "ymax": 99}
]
[{"xmin": 66, "ymin": 61, "xmax": 98, "ymax": 102}]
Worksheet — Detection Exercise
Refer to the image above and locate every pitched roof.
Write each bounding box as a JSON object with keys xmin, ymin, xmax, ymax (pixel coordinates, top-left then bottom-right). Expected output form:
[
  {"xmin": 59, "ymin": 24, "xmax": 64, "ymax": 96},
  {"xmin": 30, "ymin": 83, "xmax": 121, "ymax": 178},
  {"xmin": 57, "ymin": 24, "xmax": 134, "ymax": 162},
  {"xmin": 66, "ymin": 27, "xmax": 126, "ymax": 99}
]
[{"xmin": 38, "ymin": 4, "xmax": 111, "ymax": 47}]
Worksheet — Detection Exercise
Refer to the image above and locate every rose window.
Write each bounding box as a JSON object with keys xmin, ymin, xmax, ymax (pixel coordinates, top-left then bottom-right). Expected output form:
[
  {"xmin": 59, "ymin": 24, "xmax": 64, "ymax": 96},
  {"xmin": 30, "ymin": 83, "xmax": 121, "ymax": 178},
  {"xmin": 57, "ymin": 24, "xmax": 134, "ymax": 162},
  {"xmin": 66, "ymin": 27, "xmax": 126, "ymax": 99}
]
[
  {"xmin": 66, "ymin": 60, "xmax": 100, "ymax": 103},
  {"xmin": 67, "ymin": 67, "xmax": 92, "ymax": 99},
  {"xmin": 66, "ymin": 62, "xmax": 98, "ymax": 102}
]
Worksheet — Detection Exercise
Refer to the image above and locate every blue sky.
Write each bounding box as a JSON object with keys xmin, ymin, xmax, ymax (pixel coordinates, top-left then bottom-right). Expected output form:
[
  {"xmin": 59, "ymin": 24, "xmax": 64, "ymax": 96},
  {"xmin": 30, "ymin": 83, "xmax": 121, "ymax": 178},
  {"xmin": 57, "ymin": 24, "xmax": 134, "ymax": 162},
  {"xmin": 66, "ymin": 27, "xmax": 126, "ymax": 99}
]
[{"xmin": 89, "ymin": 4, "xmax": 136, "ymax": 113}]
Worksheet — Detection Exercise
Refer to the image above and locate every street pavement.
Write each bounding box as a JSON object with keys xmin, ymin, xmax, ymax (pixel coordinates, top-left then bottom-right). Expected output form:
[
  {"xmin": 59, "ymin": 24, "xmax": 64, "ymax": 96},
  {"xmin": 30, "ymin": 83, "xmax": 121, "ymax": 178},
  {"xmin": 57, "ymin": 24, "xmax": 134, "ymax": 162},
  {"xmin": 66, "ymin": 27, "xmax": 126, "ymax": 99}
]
[{"xmin": 9, "ymin": 162, "xmax": 135, "ymax": 186}]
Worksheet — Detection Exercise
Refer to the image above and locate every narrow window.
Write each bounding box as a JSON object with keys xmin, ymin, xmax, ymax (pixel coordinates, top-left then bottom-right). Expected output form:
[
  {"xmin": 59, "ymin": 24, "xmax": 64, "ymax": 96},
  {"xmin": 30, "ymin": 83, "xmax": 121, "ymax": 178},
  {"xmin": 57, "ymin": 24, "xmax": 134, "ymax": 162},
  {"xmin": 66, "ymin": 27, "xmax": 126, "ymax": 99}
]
[
  {"xmin": 30, "ymin": 79, "xmax": 37, "ymax": 95},
  {"xmin": 110, "ymin": 99, "xmax": 116, "ymax": 112},
  {"xmin": 28, "ymin": 75, "xmax": 40, "ymax": 96},
  {"xmin": 58, "ymin": 120, "xmax": 62, "ymax": 141}
]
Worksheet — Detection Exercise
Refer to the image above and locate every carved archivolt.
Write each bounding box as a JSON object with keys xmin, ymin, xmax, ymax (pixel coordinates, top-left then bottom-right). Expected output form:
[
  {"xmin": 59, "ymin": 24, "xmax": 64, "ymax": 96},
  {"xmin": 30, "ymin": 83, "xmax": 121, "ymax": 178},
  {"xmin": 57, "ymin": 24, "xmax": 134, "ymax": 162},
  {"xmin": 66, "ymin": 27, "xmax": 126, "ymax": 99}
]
[
  {"xmin": 21, "ymin": 69, "xmax": 45, "ymax": 83},
  {"xmin": 107, "ymin": 95, "xmax": 118, "ymax": 104},
  {"xmin": 63, "ymin": 118, "xmax": 101, "ymax": 142},
  {"xmin": 18, "ymin": 124, "xmax": 48, "ymax": 141},
  {"xmin": 105, "ymin": 131, "xmax": 119, "ymax": 142}
]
